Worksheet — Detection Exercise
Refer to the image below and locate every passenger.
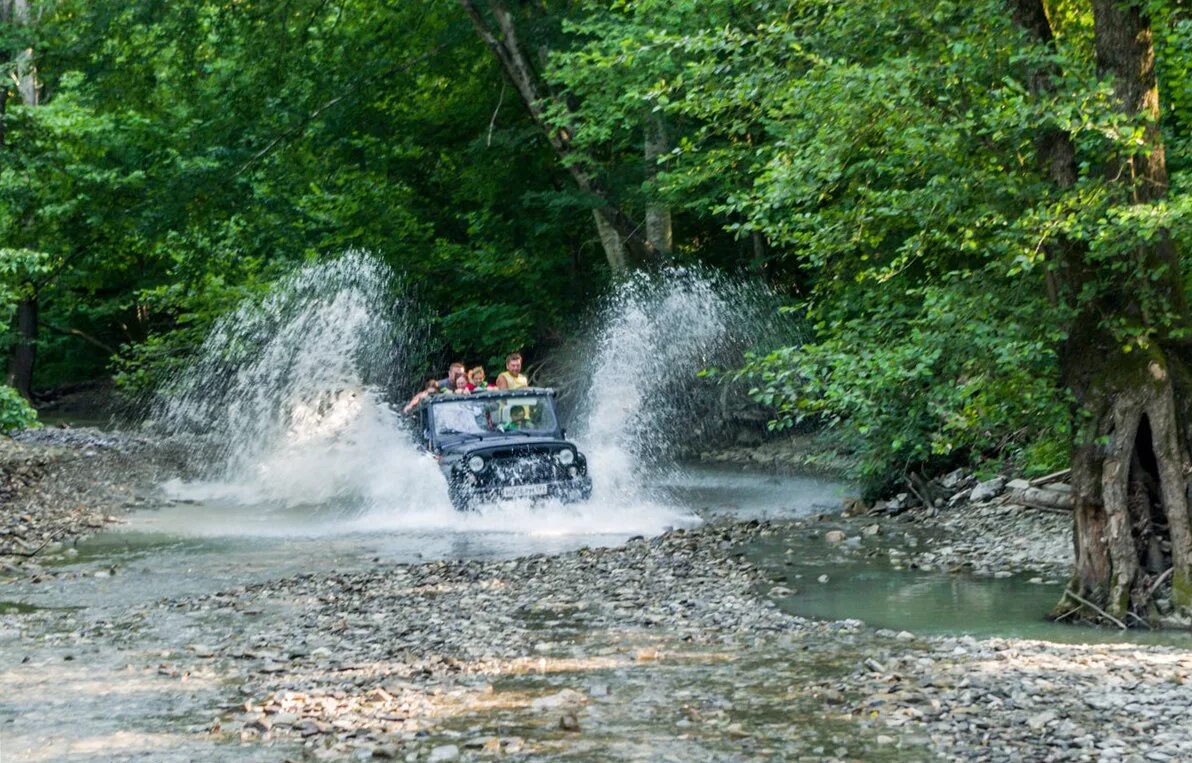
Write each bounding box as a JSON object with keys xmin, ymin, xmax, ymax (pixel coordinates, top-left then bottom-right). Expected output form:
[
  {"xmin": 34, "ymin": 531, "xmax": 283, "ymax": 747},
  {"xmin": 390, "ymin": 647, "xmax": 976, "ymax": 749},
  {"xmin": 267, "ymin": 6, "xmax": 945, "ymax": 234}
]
[
  {"xmin": 403, "ymin": 378, "xmax": 440, "ymax": 413},
  {"xmin": 451, "ymin": 373, "xmax": 471, "ymax": 394},
  {"xmin": 469, "ymin": 366, "xmax": 496, "ymax": 391},
  {"xmin": 495, "ymin": 352, "xmax": 528, "ymax": 390},
  {"xmin": 438, "ymin": 362, "xmax": 465, "ymax": 392},
  {"xmin": 501, "ymin": 405, "xmax": 531, "ymax": 431}
]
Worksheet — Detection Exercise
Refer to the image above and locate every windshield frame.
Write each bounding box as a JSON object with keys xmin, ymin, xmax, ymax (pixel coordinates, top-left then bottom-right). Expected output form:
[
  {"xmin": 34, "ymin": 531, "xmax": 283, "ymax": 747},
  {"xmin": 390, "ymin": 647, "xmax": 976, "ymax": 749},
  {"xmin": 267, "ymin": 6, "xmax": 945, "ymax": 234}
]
[{"xmin": 427, "ymin": 393, "xmax": 561, "ymax": 445}]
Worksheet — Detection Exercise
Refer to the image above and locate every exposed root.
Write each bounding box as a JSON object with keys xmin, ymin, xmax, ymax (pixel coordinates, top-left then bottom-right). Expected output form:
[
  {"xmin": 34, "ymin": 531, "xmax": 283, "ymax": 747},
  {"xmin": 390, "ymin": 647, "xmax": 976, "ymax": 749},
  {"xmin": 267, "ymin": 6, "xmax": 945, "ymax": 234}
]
[{"xmin": 1060, "ymin": 587, "xmax": 1127, "ymax": 630}]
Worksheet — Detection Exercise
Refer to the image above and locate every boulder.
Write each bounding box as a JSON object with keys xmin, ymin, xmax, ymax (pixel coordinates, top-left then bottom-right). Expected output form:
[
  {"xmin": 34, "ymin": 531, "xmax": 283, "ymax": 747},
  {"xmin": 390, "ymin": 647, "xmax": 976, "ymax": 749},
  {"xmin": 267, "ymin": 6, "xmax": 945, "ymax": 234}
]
[{"xmin": 970, "ymin": 477, "xmax": 1008, "ymax": 503}]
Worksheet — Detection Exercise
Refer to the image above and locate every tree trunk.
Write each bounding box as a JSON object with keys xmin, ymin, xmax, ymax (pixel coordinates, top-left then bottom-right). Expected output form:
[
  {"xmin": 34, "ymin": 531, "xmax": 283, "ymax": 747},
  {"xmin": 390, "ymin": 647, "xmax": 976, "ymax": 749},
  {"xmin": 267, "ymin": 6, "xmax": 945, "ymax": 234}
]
[
  {"xmin": 644, "ymin": 113, "xmax": 672, "ymax": 260},
  {"xmin": 458, "ymin": 0, "xmax": 653, "ymax": 273},
  {"xmin": 1010, "ymin": 0, "xmax": 1192, "ymax": 625},
  {"xmin": 3, "ymin": 0, "xmax": 40, "ymax": 400},
  {"xmin": 7, "ymin": 295, "xmax": 37, "ymax": 400},
  {"xmin": 592, "ymin": 210, "xmax": 626, "ymax": 272}
]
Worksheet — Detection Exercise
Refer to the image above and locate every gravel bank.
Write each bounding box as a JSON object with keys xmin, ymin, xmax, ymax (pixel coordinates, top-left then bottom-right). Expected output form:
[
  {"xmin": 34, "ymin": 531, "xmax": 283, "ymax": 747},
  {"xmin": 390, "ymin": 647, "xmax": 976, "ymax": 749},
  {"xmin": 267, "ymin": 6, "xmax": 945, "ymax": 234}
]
[
  {"xmin": 0, "ymin": 428, "xmax": 170, "ymax": 569},
  {"xmin": 867, "ymin": 498, "xmax": 1074, "ymax": 580},
  {"xmin": 837, "ymin": 634, "xmax": 1192, "ymax": 761},
  {"xmin": 129, "ymin": 520, "xmax": 898, "ymax": 760}
]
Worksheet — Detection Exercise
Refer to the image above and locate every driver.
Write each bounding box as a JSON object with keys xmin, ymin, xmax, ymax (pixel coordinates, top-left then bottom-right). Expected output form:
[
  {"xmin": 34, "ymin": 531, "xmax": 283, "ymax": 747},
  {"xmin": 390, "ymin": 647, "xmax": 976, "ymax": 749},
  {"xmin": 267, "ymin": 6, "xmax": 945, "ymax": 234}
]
[{"xmin": 501, "ymin": 405, "xmax": 531, "ymax": 432}]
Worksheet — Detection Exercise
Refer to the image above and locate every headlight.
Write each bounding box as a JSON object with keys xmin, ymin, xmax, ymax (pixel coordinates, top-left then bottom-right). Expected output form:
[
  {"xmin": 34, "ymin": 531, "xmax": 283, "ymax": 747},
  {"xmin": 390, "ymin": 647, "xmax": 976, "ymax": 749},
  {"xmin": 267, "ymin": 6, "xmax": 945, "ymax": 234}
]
[
  {"xmin": 556, "ymin": 449, "xmax": 575, "ymax": 466},
  {"xmin": 467, "ymin": 455, "xmax": 485, "ymax": 473}
]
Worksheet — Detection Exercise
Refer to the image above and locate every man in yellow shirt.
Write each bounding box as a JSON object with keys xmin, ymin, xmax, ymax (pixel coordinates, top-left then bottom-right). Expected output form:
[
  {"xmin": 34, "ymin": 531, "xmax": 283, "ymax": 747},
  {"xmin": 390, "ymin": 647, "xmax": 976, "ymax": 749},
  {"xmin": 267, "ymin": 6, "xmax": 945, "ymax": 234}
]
[{"xmin": 496, "ymin": 352, "xmax": 528, "ymax": 389}]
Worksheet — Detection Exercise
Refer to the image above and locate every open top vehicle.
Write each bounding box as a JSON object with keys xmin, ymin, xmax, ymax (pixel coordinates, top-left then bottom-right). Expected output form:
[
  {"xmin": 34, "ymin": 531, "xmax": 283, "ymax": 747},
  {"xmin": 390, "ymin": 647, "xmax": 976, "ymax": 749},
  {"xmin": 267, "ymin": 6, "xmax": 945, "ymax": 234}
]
[{"xmin": 414, "ymin": 388, "xmax": 593, "ymax": 510}]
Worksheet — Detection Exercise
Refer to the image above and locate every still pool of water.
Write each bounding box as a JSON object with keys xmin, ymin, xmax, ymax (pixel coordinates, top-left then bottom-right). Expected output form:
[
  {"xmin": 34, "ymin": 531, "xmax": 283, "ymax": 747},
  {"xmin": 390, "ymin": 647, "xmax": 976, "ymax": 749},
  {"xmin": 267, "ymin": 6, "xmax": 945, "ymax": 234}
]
[{"xmin": 745, "ymin": 530, "xmax": 1192, "ymax": 648}]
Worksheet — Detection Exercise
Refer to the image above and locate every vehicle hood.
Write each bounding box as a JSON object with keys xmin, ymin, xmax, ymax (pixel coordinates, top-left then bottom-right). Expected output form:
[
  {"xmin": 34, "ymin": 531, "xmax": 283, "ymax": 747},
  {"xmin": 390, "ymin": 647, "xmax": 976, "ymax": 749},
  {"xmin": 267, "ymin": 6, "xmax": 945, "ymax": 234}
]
[{"xmin": 439, "ymin": 436, "xmax": 575, "ymax": 458}]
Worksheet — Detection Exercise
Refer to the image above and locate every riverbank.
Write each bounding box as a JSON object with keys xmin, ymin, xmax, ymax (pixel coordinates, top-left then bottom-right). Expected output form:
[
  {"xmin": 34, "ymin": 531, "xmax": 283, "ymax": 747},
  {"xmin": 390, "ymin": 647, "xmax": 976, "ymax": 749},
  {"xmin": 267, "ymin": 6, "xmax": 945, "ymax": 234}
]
[
  {"xmin": 11, "ymin": 515, "xmax": 1192, "ymax": 762},
  {"xmin": 697, "ymin": 430, "xmax": 856, "ymax": 476},
  {"xmin": 0, "ymin": 428, "xmax": 170, "ymax": 571}
]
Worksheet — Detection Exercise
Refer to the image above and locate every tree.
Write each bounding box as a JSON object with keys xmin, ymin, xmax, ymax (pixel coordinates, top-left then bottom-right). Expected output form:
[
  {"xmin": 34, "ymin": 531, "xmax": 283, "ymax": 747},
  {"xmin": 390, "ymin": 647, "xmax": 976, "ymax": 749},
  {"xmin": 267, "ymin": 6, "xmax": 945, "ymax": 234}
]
[
  {"xmin": 2, "ymin": 0, "xmax": 41, "ymax": 399},
  {"xmin": 457, "ymin": 0, "xmax": 659, "ymax": 272},
  {"xmin": 582, "ymin": 0, "xmax": 1188, "ymax": 624},
  {"xmin": 1010, "ymin": 0, "xmax": 1192, "ymax": 624}
]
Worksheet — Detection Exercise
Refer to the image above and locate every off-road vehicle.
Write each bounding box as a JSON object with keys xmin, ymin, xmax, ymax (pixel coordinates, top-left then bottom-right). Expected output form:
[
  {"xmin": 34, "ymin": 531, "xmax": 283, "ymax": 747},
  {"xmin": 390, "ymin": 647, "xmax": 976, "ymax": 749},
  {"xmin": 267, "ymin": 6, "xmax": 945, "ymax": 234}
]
[{"xmin": 415, "ymin": 388, "xmax": 593, "ymax": 510}]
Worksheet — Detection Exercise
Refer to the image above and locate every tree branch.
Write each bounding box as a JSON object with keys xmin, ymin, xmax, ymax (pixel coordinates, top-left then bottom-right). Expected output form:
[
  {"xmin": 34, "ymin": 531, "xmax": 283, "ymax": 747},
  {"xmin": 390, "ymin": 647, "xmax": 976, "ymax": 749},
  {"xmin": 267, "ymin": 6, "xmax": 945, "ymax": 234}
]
[{"xmin": 233, "ymin": 43, "xmax": 447, "ymax": 178}]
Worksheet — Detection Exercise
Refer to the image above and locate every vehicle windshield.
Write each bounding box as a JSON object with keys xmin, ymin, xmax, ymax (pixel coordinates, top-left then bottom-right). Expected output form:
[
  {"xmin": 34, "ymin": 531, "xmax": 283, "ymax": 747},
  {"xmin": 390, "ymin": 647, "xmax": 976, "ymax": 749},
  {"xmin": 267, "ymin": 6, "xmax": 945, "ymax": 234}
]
[{"xmin": 431, "ymin": 395, "xmax": 558, "ymax": 439}]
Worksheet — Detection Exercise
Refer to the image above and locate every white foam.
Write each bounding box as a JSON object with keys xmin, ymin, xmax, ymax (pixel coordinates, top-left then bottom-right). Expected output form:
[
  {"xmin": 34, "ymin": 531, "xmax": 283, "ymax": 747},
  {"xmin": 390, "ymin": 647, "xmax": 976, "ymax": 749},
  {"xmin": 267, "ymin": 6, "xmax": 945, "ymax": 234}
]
[{"xmin": 150, "ymin": 258, "xmax": 780, "ymax": 539}]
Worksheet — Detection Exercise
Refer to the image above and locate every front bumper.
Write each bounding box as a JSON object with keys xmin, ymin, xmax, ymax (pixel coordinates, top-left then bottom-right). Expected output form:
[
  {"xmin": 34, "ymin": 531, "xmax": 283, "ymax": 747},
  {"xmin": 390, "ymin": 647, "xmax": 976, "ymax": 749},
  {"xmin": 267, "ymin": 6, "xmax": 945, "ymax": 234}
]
[{"xmin": 457, "ymin": 476, "xmax": 592, "ymax": 505}]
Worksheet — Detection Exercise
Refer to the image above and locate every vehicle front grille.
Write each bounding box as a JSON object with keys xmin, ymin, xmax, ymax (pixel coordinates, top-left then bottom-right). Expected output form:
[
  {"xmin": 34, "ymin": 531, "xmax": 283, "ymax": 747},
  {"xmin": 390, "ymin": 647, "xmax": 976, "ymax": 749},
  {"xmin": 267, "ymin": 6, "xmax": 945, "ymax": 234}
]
[{"xmin": 485, "ymin": 455, "xmax": 563, "ymax": 485}]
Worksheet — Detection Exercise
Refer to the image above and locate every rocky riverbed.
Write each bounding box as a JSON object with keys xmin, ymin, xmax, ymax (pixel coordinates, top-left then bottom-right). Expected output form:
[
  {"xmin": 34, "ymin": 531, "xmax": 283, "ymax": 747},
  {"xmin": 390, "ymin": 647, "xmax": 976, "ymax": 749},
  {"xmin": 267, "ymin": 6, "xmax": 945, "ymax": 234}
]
[{"xmin": 5, "ymin": 432, "xmax": 1192, "ymax": 761}]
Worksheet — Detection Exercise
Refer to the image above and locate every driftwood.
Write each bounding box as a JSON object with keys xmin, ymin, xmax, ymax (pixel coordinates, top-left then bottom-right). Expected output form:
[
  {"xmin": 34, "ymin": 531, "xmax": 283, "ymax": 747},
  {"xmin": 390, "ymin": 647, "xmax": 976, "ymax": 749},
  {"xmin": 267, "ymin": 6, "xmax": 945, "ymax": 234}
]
[
  {"xmin": 1029, "ymin": 468, "xmax": 1071, "ymax": 487},
  {"xmin": 1062, "ymin": 587, "xmax": 1128, "ymax": 630},
  {"xmin": 1008, "ymin": 484, "xmax": 1073, "ymax": 512},
  {"xmin": 907, "ymin": 472, "xmax": 936, "ymax": 513}
]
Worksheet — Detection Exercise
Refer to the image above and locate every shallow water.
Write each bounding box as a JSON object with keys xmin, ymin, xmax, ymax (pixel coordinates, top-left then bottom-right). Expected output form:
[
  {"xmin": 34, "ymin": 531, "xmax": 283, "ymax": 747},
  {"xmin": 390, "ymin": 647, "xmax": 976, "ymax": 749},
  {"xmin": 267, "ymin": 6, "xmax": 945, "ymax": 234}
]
[
  {"xmin": 7, "ymin": 465, "xmax": 843, "ymax": 611},
  {"xmin": 747, "ymin": 529, "xmax": 1192, "ymax": 648},
  {"xmin": 0, "ymin": 465, "xmax": 847, "ymax": 762}
]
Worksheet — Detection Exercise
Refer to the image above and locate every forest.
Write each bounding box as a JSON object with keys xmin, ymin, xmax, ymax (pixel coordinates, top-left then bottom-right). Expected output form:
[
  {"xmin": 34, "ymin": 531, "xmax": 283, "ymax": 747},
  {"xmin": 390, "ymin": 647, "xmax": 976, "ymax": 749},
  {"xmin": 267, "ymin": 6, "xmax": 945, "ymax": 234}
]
[
  {"xmin": 8, "ymin": 4, "xmax": 1192, "ymax": 755},
  {"xmin": 2, "ymin": 1, "xmax": 1191, "ymax": 616}
]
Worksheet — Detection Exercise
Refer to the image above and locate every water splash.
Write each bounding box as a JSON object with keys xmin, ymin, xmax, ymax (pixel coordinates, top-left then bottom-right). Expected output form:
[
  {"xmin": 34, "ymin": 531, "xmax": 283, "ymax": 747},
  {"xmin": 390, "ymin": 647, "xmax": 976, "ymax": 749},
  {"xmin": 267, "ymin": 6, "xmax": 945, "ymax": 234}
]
[
  {"xmin": 150, "ymin": 255, "xmax": 783, "ymax": 538},
  {"xmin": 152, "ymin": 251, "xmax": 442, "ymax": 511},
  {"xmin": 572, "ymin": 268, "xmax": 792, "ymax": 503}
]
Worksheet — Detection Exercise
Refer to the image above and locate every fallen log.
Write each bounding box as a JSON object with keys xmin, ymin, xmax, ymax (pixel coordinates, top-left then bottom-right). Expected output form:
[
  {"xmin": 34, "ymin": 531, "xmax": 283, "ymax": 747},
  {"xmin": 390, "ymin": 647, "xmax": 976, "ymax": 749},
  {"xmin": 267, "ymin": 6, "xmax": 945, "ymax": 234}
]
[
  {"xmin": 1029, "ymin": 468, "xmax": 1071, "ymax": 487},
  {"xmin": 1008, "ymin": 484, "xmax": 1073, "ymax": 511}
]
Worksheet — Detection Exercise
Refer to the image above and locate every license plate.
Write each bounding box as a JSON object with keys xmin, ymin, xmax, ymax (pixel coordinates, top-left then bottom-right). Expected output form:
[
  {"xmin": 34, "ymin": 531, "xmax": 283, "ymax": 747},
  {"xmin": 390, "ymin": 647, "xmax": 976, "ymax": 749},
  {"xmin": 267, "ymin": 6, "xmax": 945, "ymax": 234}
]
[{"xmin": 502, "ymin": 484, "xmax": 549, "ymax": 499}]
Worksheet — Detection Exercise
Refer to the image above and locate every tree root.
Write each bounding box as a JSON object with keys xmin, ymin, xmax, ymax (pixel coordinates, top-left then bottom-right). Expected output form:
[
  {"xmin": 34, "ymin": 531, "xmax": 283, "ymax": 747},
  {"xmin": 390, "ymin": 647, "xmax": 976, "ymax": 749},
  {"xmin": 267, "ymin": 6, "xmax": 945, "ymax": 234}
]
[{"xmin": 1062, "ymin": 587, "xmax": 1128, "ymax": 630}]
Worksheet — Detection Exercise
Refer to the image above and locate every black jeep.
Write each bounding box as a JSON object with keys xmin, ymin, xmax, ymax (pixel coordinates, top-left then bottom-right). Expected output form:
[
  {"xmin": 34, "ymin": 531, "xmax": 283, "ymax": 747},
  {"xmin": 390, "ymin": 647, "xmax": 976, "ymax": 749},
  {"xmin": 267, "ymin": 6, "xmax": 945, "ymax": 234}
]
[{"xmin": 415, "ymin": 388, "xmax": 593, "ymax": 510}]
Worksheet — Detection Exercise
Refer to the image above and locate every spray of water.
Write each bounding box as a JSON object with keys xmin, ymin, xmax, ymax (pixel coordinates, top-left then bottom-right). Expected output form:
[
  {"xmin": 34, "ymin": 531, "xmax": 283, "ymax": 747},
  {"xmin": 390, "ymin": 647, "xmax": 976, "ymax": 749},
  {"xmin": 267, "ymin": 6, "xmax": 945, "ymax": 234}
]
[
  {"xmin": 153, "ymin": 251, "xmax": 443, "ymax": 510},
  {"xmin": 571, "ymin": 268, "xmax": 791, "ymax": 503},
  {"xmin": 152, "ymin": 254, "xmax": 787, "ymax": 537}
]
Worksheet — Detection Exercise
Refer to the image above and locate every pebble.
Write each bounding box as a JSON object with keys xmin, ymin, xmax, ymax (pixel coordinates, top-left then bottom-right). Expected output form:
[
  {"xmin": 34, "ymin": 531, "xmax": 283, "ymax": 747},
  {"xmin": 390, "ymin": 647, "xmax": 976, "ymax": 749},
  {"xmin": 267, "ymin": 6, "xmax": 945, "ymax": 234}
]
[{"xmin": 427, "ymin": 744, "xmax": 459, "ymax": 762}]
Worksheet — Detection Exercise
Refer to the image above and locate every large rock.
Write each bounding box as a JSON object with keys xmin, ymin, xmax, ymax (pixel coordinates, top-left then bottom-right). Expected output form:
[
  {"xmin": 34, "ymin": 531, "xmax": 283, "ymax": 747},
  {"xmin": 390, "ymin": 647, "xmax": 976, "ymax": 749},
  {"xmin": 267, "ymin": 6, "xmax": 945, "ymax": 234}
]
[{"xmin": 970, "ymin": 477, "xmax": 1008, "ymax": 503}]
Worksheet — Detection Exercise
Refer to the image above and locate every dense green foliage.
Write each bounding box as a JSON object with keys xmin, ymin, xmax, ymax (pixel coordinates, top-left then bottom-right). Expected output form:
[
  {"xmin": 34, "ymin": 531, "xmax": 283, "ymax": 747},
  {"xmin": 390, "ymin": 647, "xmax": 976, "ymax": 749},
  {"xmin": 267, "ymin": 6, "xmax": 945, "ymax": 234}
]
[
  {"xmin": 550, "ymin": 0, "xmax": 1191, "ymax": 491},
  {"xmin": 2, "ymin": 1, "xmax": 1189, "ymax": 497}
]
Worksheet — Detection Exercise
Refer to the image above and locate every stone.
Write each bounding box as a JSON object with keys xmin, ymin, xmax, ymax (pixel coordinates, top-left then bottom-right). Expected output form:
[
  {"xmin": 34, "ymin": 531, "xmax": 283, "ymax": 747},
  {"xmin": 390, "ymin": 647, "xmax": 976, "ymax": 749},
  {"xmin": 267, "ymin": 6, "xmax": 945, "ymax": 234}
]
[
  {"xmin": 970, "ymin": 477, "xmax": 1008, "ymax": 503},
  {"xmin": 531, "ymin": 689, "xmax": 585, "ymax": 712},
  {"xmin": 948, "ymin": 489, "xmax": 971, "ymax": 507},
  {"xmin": 861, "ymin": 524, "xmax": 881, "ymax": 537},
  {"xmin": 427, "ymin": 745, "xmax": 459, "ymax": 762},
  {"xmin": 940, "ymin": 468, "xmax": 967, "ymax": 489},
  {"xmin": 1028, "ymin": 711, "xmax": 1057, "ymax": 730},
  {"xmin": 824, "ymin": 530, "xmax": 847, "ymax": 544},
  {"xmin": 558, "ymin": 712, "xmax": 580, "ymax": 732},
  {"xmin": 817, "ymin": 574, "xmax": 830, "ymax": 584}
]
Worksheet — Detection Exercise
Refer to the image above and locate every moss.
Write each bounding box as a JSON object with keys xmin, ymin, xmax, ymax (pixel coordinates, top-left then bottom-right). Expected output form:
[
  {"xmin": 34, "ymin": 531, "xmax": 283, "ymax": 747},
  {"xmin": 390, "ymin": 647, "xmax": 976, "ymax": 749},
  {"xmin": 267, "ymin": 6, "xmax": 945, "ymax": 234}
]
[{"xmin": 1173, "ymin": 569, "xmax": 1192, "ymax": 611}]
